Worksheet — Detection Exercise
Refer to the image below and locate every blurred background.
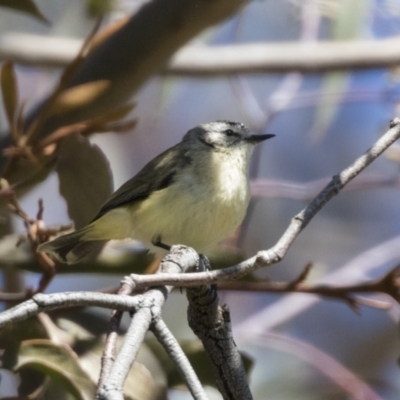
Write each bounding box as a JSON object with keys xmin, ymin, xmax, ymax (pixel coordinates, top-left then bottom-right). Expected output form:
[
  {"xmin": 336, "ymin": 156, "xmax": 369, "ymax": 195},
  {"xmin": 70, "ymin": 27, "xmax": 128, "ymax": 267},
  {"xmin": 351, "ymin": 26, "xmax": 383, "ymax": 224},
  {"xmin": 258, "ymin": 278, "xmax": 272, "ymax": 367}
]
[{"xmin": 1, "ymin": 0, "xmax": 400, "ymax": 399}]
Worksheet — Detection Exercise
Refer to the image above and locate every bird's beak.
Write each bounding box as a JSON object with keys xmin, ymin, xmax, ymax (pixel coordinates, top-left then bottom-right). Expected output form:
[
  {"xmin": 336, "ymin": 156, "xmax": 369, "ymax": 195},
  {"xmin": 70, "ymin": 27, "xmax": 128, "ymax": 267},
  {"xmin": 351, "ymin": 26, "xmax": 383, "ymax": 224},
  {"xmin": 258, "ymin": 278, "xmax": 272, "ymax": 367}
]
[{"xmin": 246, "ymin": 134, "xmax": 275, "ymax": 144}]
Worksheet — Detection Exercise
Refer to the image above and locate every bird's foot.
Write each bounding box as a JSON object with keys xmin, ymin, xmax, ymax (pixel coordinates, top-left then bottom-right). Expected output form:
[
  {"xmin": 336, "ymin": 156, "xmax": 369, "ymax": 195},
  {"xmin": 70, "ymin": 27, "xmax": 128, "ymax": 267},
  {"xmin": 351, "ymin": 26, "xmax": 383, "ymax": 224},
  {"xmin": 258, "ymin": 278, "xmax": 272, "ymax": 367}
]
[{"xmin": 152, "ymin": 235, "xmax": 171, "ymax": 251}]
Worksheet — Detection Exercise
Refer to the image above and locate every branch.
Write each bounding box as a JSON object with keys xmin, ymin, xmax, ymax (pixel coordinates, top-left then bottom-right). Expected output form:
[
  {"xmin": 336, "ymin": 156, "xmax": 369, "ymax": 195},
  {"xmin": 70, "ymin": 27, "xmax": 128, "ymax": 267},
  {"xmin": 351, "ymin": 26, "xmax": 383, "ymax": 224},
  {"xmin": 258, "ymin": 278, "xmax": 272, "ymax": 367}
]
[
  {"xmin": 126, "ymin": 119, "xmax": 400, "ymax": 288},
  {"xmin": 3, "ymin": 33, "xmax": 400, "ymax": 74},
  {"xmin": 217, "ymin": 263, "xmax": 400, "ymax": 313},
  {"xmin": 168, "ymin": 37, "xmax": 400, "ymax": 75},
  {"xmin": 187, "ymin": 278, "xmax": 252, "ymax": 400},
  {"xmin": 97, "ymin": 276, "xmax": 136, "ymax": 397},
  {"xmin": 250, "ymin": 173, "xmax": 400, "ymax": 201},
  {"xmin": 151, "ymin": 318, "xmax": 209, "ymax": 400},
  {"xmin": 97, "ymin": 246, "xmax": 202, "ymax": 400},
  {"xmin": 0, "ymin": 291, "xmax": 145, "ymax": 329}
]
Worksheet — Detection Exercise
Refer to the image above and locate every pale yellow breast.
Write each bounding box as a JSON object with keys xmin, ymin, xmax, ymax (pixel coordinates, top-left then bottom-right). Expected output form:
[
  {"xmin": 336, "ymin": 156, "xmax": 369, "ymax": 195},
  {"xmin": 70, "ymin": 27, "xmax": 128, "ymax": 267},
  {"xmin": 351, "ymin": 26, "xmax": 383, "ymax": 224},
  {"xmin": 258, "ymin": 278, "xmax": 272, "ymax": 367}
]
[{"xmin": 85, "ymin": 149, "xmax": 251, "ymax": 254}]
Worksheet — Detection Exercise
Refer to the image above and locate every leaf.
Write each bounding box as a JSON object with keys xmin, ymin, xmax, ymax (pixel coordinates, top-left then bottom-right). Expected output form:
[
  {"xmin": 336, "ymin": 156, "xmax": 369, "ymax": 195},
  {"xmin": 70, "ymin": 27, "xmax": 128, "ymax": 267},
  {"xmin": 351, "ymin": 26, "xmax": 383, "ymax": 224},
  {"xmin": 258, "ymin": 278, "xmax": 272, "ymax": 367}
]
[
  {"xmin": 56, "ymin": 133, "xmax": 113, "ymax": 229},
  {"xmin": 79, "ymin": 336, "xmax": 167, "ymax": 400},
  {"xmin": 86, "ymin": 0, "xmax": 113, "ymax": 17},
  {"xmin": 0, "ymin": 317, "xmax": 48, "ymax": 369},
  {"xmin": 50, "ymin": 80, "xmax": 111, "ymax": 116},
  {"xmin": 310, "ymin": 0, "xmax": 371, "ymax": 141},
  {"xmin": 15, "ymin": 339, "xmax": 96, "ymax": 400},
  {"xmin": 91, "ymin": 102, "xmax": 137, "ymax": 126},
  {"xmin": 0, "ymin": 0, "xmax": 49, "ymax": 24},
  {"xmin": 146, "ymin": 338, "xmax": 253, "ymax": 389},
  {"xmin": 1, "ymin": 61, "xmax": 18, "ymax": 130}
]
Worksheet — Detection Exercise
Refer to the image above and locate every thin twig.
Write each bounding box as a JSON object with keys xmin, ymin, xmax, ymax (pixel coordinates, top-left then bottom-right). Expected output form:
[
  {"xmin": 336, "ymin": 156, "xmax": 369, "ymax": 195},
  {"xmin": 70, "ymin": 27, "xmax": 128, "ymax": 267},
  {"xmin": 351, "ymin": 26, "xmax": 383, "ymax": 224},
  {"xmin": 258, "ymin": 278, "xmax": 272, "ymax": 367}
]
[
  {"xmin": 217, "ymin": 263, "xmax": 400, "ymax": 312},
  {"xmin": 97, "ymin": 277, "xmax": 136, "ymax": 399},
  {"xmin": 151, "ymin": 318, "xmax": 209, "ymax": 400}
]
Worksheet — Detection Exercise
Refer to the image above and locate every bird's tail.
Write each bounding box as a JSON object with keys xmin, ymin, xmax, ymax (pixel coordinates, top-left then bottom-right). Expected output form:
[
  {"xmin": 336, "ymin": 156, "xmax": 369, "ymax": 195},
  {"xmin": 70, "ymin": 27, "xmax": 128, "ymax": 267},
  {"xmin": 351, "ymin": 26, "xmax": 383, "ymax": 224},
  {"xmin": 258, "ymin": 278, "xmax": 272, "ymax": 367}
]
[{"xmin": 38, "ymin": 228, "xmax": 106, "ymax": 264}]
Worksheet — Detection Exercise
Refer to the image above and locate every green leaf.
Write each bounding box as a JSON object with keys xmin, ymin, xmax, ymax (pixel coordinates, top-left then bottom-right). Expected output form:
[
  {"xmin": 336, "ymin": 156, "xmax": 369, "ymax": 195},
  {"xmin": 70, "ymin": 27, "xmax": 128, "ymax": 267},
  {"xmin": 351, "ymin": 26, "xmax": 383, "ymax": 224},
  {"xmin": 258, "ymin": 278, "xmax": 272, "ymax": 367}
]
[
  {"xmin": 15, "ymin": 339, "xmax": 96, "ymax": 400},
  {"xmin": 0, "ymin": 317, "xmax": 48, "ymax": 369},
  {"xmin": 86, "ymin": 0, "xmax": 113, "ymax": 17},
  {"xmin": 1, "ymin": 61, "xmax": 18, "ymax": 129},
  {"xmin": 78, "ymin": 336, "xmax": 167, "ymax": 400},
  {"xmin": 0, "ymin": 0, "xmax": 49, "ymax": 24},
  {"xmin": 56, "ymin": 133, "xmax": 113, "ymax": 229},
  {"xmin": 310, "ymin": 0, "xmax": 371, "ymax": 141}
]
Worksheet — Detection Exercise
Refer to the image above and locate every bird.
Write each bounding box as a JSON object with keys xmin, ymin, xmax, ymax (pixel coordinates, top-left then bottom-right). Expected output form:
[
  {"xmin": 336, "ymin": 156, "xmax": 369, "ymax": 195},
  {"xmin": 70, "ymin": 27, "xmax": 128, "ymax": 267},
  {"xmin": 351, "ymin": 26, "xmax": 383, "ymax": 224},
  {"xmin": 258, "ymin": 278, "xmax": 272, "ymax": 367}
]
[{"xmin": 38, "ymin": 121, "xmax": 274, "ymax": 264}]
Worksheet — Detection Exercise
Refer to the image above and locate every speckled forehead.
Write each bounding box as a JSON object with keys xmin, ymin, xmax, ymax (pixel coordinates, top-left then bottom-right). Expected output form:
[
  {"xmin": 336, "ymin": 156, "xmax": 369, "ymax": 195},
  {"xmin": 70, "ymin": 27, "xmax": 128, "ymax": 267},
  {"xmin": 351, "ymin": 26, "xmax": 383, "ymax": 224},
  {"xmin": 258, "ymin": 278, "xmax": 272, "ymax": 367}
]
[{"xmin": 200, "ymin": 121, "xmax": 248, "ymax": 133}]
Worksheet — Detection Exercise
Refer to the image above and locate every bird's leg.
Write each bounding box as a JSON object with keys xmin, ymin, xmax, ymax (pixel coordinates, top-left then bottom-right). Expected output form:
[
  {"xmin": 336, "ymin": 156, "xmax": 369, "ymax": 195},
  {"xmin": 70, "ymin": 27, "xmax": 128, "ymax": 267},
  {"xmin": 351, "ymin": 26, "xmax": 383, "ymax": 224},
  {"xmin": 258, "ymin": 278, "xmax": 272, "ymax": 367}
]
[
  {"xmin": 198, "ymin": 254, "xmax": 211, "ymax": 272},
  {"xmin": 152, "ymin": 235, "xmax": 171, "ymax": 251}
]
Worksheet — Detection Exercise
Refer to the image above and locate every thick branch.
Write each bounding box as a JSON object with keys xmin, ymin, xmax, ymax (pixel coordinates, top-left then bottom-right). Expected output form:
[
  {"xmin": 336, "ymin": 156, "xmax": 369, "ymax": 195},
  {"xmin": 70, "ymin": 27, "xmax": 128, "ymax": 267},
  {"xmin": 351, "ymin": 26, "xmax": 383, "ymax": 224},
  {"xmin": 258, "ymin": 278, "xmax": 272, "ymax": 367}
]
[
  {"xmin": 3, "ymin": 33, "xmax": 400, "ymax": 74},
  {"xmin": 187, "ymin": 283, "xmax": 252, "ymax": 400}
]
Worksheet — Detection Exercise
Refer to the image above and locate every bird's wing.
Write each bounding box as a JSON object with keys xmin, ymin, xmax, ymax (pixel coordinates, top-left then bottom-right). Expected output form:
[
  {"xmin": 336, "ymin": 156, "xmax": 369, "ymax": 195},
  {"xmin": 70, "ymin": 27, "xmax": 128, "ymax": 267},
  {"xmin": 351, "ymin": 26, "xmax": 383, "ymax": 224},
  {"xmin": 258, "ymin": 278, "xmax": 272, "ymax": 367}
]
[{"xmin": 94, "ymin": 144, "xmax": 189, "ymax": 219}]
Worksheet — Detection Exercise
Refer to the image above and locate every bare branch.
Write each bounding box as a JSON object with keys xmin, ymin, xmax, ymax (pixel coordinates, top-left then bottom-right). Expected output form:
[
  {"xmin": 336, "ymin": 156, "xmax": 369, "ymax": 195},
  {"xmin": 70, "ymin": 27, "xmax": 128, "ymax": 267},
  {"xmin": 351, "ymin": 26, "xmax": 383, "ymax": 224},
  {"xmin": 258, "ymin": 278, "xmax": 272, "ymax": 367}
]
[
  {"xmin": 3, "ymin": 33, "xmax": 400, "ymax": 74},
  {"xmin": 250, "ymin": 173, "xmax": 400, "ymax": 201},
  {"xmin": 0, "ymin": 291, "xmax": 144, "ymax": 329},
  {"xmin": 217, "ymin": 263, "xmax": 400, "ymax": 312},
  {"xmin": 97, "ymin": 276, "xmax": 136, "ymax": 398},
  {"xmin": 187, "ymin": 281, "xmax": 252, "ymax": 400},
  {"xmin": 151, "ymin": 318, "xmax": 209, "ymax": 400},
  {"xmin": 97, "ymin": 246, "xmax": 201, "ymax": 400}
]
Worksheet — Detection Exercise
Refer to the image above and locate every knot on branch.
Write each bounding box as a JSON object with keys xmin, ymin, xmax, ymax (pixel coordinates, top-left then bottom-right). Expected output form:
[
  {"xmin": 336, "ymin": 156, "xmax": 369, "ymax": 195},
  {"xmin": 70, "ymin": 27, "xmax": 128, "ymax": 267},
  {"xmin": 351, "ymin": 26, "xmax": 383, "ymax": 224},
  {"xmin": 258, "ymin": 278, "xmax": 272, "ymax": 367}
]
[
  {"xmin": 158, "ymin": 244, "xmax": 200, "ymax": 274},
  {"xmin": 389, "ymin": 117, "xmax": 400, "ymax": 128},
  {"xmin": 256, "ymin": 249, "xmax": 281, "ymax": 266}
]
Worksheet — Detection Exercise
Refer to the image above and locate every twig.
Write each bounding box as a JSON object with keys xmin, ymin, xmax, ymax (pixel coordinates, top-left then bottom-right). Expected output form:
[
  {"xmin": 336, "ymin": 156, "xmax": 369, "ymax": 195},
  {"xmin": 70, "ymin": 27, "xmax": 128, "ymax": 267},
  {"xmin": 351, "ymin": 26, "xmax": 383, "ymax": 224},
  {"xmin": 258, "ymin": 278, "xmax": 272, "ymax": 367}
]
[
  {"xmin": 126, "ymin": 119, "xmax": 400, "ymax": 288},
  {"xmin": 258, "ymin": 332, "xmax": 383, "ymax": 400},
  {"xmin": 250, "ymin": 174, "xmax": 400, "ymax": 201},
  {"xmin": 151, "ymin": 318, "xmax": 209, "ymax": 400},
  {"xmin": 217, "ymin": 263, "xmax": 400, "ymax": 313},
  {"xmin": 5, "ymin": 196, "xmax": 58, "ymax": 295},
  {"xmin": 97, "ymin": 277, "xmax": 136, "ymax": 399}
]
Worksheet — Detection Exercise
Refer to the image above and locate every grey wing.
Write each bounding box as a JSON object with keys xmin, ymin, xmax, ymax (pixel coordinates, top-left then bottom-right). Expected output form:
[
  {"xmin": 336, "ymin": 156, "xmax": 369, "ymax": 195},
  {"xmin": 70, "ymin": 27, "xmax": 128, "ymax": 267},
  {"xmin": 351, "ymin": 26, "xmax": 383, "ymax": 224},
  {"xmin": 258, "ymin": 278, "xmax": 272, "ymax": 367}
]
[{"xmin": 94, "ymin": 144, "xmax": 183, "ymax": 219}]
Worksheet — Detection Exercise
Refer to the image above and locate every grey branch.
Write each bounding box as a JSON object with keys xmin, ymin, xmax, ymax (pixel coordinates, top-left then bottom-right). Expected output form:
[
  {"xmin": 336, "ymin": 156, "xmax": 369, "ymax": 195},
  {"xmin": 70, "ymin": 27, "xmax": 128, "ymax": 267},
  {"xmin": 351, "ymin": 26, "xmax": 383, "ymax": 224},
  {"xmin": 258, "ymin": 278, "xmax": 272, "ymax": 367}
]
[
  {"xmin": 126, "ymin": 119, "xmax": 400, "ymax": 288},
  {"xmin": 98, "ymin": 292, "xmax": 160, "ymax": 400},
  {"xmin": 3, "ymin": 32, "xmax": 400, "ymax": 74},
  {"xmin": 187, "ymin": 282, "xmax": 253, "ymax": 400},
  {"xmin": 151, "ymin": 318, "xmax": 209, "ymax": 400},
  {"xmin": 0, "ymin": 291, "xmax": 145, "ymax": 329},
  {"xmin": 97, "ymin": 245, "xmax": 204, "ymax": 400},
  {"xmin": 250, "ymin": 173, "xmax": 400, "ymax": 201},
  {"xmin": 97, "ymin": 276, "xmax": 136, "ymax": 399}
]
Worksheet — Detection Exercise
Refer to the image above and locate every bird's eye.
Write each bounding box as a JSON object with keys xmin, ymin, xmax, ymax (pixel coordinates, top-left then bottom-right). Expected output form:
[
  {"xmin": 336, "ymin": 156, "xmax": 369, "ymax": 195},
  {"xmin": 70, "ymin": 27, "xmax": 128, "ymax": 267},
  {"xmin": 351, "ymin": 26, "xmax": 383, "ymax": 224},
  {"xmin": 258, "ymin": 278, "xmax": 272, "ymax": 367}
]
[{"xmin": 224, "ymin": 129, "xmax": 235, "ymax": 136}]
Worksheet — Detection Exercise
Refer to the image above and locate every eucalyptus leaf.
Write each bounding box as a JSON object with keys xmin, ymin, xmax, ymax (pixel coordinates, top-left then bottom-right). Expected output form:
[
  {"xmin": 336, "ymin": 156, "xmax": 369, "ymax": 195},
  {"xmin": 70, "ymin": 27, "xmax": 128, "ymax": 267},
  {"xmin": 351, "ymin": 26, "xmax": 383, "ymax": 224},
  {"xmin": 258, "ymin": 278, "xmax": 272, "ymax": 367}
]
[
  {"xmin": 0, "ymin": 0, "xmax": 49, "ymax": 24},
  {"xmin": 1, "ymin": 61, "xmax": 18, "ymax": 129},
  {"xmin": 310, "ymin": 0, "xmax": 371, "ymax": 141},
  {"xmin": 56, "ymin": 133, "xmax": 113, "ymax": 229},
  {"xmin": 15, "ymin": 339, "xmax": 96, "ymax": 400},
  {"xmin": 146, "ymin": 338, "xmax": 253, "ymax": 389}
]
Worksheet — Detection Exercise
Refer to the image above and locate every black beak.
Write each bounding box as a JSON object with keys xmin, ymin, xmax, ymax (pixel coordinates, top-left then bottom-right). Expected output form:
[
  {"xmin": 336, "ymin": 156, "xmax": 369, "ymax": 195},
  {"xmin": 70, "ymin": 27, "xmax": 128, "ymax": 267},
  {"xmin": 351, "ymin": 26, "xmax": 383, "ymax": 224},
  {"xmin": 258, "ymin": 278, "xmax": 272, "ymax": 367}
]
[{"xmin": 246, "ymin": 134, "xmax": 275, "ymax": 144}]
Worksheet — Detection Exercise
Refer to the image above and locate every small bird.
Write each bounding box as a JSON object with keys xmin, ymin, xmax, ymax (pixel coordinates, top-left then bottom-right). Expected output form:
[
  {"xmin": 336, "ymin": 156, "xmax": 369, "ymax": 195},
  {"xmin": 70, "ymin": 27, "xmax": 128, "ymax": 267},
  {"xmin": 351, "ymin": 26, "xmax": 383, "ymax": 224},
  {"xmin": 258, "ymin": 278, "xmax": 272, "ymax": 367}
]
[{"xmin": 39, "ymin": 121, "xmax": 274, "ymax": 264}]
